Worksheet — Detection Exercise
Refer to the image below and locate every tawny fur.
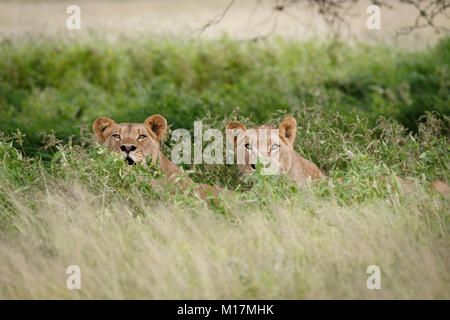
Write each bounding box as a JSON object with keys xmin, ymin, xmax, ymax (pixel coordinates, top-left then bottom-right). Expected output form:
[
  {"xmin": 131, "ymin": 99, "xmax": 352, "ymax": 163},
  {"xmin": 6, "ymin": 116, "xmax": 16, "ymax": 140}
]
[
  {"xmin": 431, "ymin": 180, "xmax": 450, "ymax": 195},
  {"xmin": 227, "ymin": 117, "xmax": 449, "ymax": 195},
  {"xmin": 93, "ymin": 114, "xmax": 224, "ymax": 202},
  {"xmin": 226, "ymin": 117, "xmax": 326, "ymax": 186}
]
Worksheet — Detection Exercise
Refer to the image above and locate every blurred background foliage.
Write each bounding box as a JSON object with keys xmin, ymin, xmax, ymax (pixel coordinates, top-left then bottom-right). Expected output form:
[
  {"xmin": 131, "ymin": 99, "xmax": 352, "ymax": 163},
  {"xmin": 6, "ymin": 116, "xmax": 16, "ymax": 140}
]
[{"xmin": 0, "ymin": 36, "xmax": 449, "ymax": 159}]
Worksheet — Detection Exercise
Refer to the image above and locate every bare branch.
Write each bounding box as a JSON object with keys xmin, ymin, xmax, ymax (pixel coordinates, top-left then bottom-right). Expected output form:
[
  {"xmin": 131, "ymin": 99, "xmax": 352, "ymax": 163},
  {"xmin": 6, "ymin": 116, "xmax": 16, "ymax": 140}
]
[
  {"xmin": 197, "ymin": 0, "xmax": 236, "ymax": 35},
  {"xmin": 198, "ymin": 0, "xmax": 450, "ymax": 40}
]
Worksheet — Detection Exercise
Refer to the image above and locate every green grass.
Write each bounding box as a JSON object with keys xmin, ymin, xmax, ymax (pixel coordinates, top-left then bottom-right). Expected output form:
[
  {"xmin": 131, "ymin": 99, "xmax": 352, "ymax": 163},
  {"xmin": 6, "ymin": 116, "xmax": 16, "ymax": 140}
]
[
  {"xmin": 0, "ymin": 35, "xmax": 449, "ymax": 299},
  {"xmin": 0, "ymin": 36, "xmax": 449, "ymax": 157}
]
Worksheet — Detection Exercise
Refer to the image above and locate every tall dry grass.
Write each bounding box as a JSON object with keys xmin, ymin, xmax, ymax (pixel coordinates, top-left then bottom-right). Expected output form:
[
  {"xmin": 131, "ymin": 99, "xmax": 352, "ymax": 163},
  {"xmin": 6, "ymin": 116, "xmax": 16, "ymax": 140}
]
[{"xmin": 0, "ymin": 178, "xmax": 448, "ymax": 299}]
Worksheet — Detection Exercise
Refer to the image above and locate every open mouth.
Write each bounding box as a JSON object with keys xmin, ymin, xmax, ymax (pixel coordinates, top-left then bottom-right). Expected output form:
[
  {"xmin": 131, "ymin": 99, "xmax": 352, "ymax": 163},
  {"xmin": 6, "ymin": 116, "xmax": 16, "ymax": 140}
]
[
  {"xmin": 251, "ymin": 164, "xmax": 256, "ymax": 170},
  {"xmin": 125, "ymin": 157, "xmax": 135, "ymax": 165}
]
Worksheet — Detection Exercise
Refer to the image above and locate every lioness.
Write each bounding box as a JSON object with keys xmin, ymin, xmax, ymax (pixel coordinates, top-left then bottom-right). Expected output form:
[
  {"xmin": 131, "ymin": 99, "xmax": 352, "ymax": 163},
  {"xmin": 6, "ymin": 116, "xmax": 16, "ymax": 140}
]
[
  {"xmin": 226, "ymin": 117, "xmax": 326, "ymax": 186},
  {"xmin": 93, "ymin": 114, "xmax": 224, "ymax": 202},
  {"xmin": 226, "ymin": 117, "xmax": 450, "ymax": 195}
]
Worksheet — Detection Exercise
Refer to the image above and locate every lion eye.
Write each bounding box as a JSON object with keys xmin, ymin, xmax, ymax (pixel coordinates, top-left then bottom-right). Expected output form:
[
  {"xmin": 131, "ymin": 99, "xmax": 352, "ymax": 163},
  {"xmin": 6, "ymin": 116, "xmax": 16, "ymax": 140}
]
[
  {"xmin": 138, "ymin": 134, "xmax": 147, "ymax": 140},
  {"xmin": 270, "ymin": 144, "xmax": 280, "ymax": 151},
  {"xmin": 244, "ymin": 143, "xmax": 252, "ymax": 150},
  {"xmin": 112, "ymin": 134, "xmax": 121, "ymax": 139}
]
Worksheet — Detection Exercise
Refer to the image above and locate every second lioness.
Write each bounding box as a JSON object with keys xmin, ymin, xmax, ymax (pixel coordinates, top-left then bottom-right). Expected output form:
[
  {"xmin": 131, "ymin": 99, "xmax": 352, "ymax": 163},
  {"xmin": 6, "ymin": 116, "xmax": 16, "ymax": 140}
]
[
  {"xmin": 226, "ymin": 117, "xmax": 326, "ymax": 186},
  {"xmin": 226, "ymin": 117, "xmax": 450, "ymax": 195}
]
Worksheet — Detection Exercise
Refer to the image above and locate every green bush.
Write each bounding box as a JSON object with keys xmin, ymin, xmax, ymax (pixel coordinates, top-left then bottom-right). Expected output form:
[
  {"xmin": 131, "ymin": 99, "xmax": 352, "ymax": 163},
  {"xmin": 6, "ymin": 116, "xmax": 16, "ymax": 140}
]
[
  {"xmin": 0, "ymin": 36, "xmax": 449, "ymax": 158},
  {"xmin": 0, "ymin": 35, "xmax": 449, "ymax": 299}
]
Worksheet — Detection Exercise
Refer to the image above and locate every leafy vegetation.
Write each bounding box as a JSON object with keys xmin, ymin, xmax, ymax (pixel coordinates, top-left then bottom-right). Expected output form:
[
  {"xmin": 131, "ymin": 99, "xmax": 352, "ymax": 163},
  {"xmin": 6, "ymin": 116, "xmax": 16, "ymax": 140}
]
[
  {"xmin": 0, "ymin": 35, "xmax": 449, "ymax": 299},
  {"xmin": 0, "ymin": 36, "xmax": 449, "ymax": 156}
]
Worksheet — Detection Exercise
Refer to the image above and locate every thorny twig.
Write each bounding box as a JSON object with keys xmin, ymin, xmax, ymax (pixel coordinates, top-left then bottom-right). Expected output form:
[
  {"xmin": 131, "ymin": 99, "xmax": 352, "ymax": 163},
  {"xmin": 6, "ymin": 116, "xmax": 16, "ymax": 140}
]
[
  {"xmin": 197, "ymin": 0, "xmax": 237, "ymax": 35},
  {"xmin": 198, "ymin": 0, "xmax": 450, "ymax": 40}
]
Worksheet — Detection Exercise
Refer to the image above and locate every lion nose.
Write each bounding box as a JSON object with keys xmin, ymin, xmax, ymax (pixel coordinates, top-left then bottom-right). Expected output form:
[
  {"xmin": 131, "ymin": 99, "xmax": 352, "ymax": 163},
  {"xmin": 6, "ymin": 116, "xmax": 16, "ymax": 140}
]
[{"xmin": 120, "ymin": 145, "xmax": 136, "ymax": 153}]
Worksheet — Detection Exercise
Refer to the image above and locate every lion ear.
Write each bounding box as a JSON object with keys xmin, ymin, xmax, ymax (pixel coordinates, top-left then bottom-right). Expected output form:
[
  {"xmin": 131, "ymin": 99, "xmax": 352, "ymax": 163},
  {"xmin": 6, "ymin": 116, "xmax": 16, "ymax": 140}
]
[
  {"xmin": 93, "ymin": 117, "xmax": 116, "ymax": 142},
  {"xmin": 279, "ymin": 117, "xmax": 297, "ymax": 143},
  {"xmin": 144, "ymin": 114, "xmax": 167, "ymax": 142},
  {"xmin": 226, "ymin": 121, "xmax": 247, "ymax": 147}
]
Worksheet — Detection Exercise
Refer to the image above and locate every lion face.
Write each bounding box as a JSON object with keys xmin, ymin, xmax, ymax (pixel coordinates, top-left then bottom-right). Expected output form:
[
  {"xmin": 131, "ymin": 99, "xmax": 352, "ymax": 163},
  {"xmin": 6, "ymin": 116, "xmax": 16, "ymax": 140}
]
[
  {"xmin": 226, "ymin": 117, "xmax": 297, "ymax": 175},
  {"xmin": 93, "ymin": 115, "xmax": 167, "ymax": 165}
]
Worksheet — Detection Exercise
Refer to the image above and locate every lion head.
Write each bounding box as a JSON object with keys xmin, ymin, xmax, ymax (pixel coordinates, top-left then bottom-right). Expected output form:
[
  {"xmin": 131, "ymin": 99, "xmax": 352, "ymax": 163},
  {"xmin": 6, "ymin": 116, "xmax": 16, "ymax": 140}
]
[
  {"xmin": 93, "ymin": 114, "xmax": 167, "ymax": 165},
  {"xmin": 226, "ymin": 117, "xmax": 297, "ymax": 175}
]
